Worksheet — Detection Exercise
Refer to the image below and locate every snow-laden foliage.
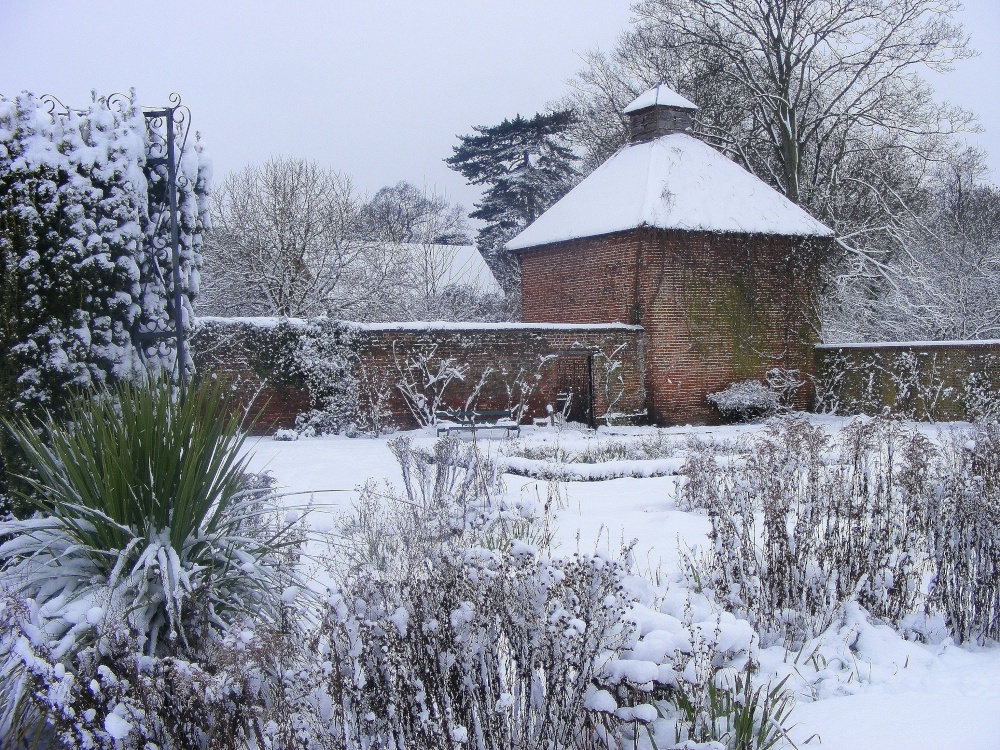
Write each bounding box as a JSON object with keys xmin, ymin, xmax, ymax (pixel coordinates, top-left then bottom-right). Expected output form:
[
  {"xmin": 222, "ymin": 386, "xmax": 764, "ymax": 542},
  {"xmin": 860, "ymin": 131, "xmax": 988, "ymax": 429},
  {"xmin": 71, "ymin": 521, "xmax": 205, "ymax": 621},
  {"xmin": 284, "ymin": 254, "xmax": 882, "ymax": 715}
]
[
  {"xmin": 1, "ymin": 418, "xmax": 804, "ymax": 749},
  {"xmin": 292, "ymin": 319, "xmax": 359, "ymax": 436},
  {"xmin": 929, "ymin": 423, "xmax": 1000, "ymax": 644},
  {"xmin": 0, "ymin": 381, "xmax": 305, "ymax": 748},
  {"xmin": 287, "ymin": 436, "xmax": 776, "ymax": 750},
  {"xmin": 679, "ymin": 416, "xmax": 1000, "ymax": 646},
  {"xmin": 0, "ymin": 92, "xmax": 209, "ymax": 414},
  {"xmin": 706, "ymin": 382, "xmax": 781, "ymax": 423},
  {"xmin": 706, "ymin": 370, "xmax": 802, "ymax": 423}
]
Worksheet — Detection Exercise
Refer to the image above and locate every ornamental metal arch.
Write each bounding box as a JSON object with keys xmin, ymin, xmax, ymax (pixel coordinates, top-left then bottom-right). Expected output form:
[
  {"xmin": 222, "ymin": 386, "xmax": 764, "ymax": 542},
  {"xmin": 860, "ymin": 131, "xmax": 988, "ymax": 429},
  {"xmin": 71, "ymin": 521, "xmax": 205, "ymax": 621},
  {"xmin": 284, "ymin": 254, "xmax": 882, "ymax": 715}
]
[{"xmin": 130, "ymin": 94, "xmax": 192, "ymax": 396}]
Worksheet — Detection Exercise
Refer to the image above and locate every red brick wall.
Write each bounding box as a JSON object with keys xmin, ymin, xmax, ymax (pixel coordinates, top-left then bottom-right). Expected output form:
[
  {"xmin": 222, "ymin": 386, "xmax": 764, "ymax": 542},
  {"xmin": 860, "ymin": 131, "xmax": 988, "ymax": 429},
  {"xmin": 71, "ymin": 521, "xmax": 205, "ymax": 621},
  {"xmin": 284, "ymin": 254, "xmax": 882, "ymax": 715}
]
[
  {"xmin": 351, "ymin": 324, "xmax": 646, "ymax": 429},
  {"xmin": 191, "ymin": 319, "xmax": 646, "ymax": 433},
  {"xmin": 191, "ymin": 319, "xmax": 310, "ymax": 433},
  {"xmin": 518, "ymin": 228, "xmax": 827, "ymax": 424}
]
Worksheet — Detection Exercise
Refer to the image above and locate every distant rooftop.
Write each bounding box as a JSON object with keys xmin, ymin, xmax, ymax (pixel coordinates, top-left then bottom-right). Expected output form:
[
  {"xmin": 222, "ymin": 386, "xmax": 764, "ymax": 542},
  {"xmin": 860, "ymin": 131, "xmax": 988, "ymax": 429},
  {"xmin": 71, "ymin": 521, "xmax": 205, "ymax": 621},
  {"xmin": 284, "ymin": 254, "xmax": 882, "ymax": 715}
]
[
  {"xmin": 623, "ymin": 84, "xmax": 698, "ymax": 114},
  {"xmin": 391, "ymin": 243, "xmax": 501, "ymax": 293}
]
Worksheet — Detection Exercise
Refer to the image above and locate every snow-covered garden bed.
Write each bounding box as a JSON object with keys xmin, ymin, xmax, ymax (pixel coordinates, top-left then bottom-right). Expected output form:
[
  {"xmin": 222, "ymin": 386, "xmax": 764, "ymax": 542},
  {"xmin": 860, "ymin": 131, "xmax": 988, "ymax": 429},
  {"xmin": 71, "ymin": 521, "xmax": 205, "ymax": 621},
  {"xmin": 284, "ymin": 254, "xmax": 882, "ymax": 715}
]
[
  {"xmin": 5, "ymin": 399, "xmax": 999, "ymax": 749},
  {"xmin": 243, "ymin": 416, "xmax": 1000, "ymax": 750}
]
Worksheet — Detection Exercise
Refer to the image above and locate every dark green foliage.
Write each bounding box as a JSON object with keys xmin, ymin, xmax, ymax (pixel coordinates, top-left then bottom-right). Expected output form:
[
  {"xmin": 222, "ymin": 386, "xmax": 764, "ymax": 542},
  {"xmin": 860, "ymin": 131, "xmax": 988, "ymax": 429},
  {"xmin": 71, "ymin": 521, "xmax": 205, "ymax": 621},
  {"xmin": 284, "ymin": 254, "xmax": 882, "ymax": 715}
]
[
  {"xmin": 6, "ymin": 378, "xmax": 252, "ymax": 565},
  {"xmin": 668, "ymin": 668, "xmax": 796, "ymax": 750},
  {"xmin": 0, "ymin": 93, "xmax": 210, "ymax": 513},
  {"xmin": 0, "ymin": 161, "xmax": 142, "ymax": 512},
  {"xmin": 445, "ymin": 110, "xmax": 579, "ymax": 293}
]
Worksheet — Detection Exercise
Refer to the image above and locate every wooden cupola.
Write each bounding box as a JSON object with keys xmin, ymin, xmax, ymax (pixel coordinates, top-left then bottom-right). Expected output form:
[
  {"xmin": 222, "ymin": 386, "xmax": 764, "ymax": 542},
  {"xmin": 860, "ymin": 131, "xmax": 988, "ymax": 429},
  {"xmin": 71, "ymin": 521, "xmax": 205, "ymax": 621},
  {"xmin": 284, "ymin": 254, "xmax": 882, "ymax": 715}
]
[{"xmin": 623, "ymin": 84, "xmax": 698, "ymax": 142}]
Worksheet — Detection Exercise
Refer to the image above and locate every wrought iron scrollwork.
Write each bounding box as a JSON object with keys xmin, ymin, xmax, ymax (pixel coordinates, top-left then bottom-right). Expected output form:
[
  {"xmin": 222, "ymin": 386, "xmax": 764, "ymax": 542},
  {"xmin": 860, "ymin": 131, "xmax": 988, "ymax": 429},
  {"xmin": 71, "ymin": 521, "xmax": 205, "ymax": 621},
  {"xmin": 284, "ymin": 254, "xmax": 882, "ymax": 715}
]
[
  {"xmin": 137, "ymin": 93, "xmax": 193, "ymax": 392},
  {"xmin": 39, "ymin": 94, "xmax": 71, "ymax": 115}
]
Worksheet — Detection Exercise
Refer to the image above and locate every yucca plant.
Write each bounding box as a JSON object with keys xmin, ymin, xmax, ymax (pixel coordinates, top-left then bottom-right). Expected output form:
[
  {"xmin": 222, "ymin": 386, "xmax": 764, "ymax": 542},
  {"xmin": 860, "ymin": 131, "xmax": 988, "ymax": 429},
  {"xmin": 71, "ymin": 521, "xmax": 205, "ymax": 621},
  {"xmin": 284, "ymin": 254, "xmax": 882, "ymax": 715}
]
[
  {"xmin": 0, "ymin": 378, "xmax": 306, "ymax": 745},
  {"xmin": 0, "ymin": 381, "xmax": 298, "ymax": 654},
  {"xmin": 667, "ymin": 668, "xmax": 798, "ymax": 750}
]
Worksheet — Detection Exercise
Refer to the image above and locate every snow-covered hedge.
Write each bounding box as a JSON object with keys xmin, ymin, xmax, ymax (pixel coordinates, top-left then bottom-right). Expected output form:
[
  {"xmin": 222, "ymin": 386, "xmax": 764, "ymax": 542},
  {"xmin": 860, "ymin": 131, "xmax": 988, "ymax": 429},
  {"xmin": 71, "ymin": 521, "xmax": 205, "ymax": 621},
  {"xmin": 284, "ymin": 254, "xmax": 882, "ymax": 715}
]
[{"xmin": 0, "ymin": 92, "xmax": 209, "ymax": 415}]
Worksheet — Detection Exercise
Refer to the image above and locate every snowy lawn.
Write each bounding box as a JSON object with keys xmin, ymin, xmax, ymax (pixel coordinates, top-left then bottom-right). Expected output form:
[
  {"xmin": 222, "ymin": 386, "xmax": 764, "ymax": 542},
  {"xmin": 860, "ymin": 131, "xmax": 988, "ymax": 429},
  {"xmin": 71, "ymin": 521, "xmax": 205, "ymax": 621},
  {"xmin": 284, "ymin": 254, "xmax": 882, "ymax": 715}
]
[{"xmin": 245, "ymin": 419, "xmax": 1000, "ymax": 750}]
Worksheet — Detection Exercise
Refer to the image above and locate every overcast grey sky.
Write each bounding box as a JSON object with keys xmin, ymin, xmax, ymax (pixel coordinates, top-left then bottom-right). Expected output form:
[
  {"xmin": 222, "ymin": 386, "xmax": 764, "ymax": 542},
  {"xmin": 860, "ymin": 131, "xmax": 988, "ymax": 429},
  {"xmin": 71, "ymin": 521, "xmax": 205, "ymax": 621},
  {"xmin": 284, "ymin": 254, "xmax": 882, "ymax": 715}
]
[{"xmin": 2, "ymin": 0, "xmax": 998, "ymax": 212}]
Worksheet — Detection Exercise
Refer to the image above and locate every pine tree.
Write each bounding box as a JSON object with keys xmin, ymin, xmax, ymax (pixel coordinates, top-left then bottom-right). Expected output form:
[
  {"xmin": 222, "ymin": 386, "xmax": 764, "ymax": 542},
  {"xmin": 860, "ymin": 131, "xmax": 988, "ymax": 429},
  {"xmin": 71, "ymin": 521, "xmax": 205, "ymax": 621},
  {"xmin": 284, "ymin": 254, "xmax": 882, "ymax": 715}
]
[{"xmin": 446, "ymin": 110, "xmax": 578, "ymax": 297}]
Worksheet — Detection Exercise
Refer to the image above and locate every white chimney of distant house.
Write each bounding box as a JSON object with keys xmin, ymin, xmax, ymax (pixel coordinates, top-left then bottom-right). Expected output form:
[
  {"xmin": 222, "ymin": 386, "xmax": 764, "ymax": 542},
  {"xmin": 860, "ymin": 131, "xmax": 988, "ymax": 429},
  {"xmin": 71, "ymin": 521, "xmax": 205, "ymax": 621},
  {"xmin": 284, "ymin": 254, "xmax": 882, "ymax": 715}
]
[{"xmin": 623, "ymin": 84, "xmax": 698, "ymax": 143}]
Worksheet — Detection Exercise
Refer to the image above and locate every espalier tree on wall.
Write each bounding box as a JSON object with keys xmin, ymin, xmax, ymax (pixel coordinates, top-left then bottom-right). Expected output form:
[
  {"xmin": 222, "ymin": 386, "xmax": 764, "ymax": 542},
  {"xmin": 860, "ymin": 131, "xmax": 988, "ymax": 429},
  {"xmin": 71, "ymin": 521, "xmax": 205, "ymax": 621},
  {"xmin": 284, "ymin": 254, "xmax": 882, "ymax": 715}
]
[{"xmin": 0, "ymin": 91, "xmax": 209, "ymax": 504}]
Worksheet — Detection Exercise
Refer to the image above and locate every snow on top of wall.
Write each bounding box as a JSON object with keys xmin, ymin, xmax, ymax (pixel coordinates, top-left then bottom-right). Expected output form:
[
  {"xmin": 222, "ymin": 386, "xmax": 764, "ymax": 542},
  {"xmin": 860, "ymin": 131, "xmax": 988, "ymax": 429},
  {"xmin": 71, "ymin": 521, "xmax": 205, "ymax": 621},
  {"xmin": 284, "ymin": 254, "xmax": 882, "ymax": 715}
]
[
  {"xmin": 817, "ymin": 339, "xmax": 1000, "ymax": 349},
  {"xmin": 623, "ymin": 84, "xmax": 698, "ymax": 113},
  {"xmin": 507, "ymin": 133, "xmax": 833, "ymax": 251},
  {"xmin": 347, "ymin": 321, "xmax": 643, "ymax": 332},
  {"xmin": 194, "ymin": 316, "xmax": 308, "ymax": 328},
  {"xmin": 193, "ymin": 317, "xmax": 642, "ymax": 332}
]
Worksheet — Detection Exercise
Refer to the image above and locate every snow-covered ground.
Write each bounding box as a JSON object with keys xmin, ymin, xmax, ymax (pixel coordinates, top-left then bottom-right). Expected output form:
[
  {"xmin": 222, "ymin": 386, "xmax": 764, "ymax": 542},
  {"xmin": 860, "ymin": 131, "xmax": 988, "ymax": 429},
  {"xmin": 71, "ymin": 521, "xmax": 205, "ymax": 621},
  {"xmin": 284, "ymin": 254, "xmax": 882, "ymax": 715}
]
[{"xmin": 245, "ymin": 420, "xmax": 1000, "ymax": 750}]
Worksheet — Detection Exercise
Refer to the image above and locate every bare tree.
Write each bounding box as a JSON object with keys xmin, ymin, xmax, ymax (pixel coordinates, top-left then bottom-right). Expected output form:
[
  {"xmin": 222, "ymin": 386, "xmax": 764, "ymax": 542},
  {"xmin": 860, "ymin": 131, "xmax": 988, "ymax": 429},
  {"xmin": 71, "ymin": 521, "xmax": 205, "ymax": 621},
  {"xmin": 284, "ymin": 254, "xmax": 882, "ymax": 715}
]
[
  {"xmin": 199, "ymin": 157, "xmax": 404, "ymax": 318},
  {"xmin": 570, "ymin": 0, "xmax": 974, "ymax": 207},
  {"xmin": 363, "ymin": 182, "xmax": 472, "ymax": 317},
  {"xmin": 827, "ymin": 158, "xmax": 1000, "ymax": 342},
  {"xmin": 565, "ymin": 0, "xmax": 982, "ymax": 340}
]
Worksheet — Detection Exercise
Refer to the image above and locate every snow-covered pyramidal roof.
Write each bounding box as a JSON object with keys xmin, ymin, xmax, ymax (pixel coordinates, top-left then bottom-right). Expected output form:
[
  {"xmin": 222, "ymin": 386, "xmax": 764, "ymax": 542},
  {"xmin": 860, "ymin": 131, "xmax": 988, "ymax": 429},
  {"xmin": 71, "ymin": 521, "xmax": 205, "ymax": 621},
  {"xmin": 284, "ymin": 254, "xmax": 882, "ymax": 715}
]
[
  {"xmin": 507, "ymin": 84, "xmax": 832, "ymax": 251},
  {"xmin": 623, "ymin": 84, "xmax": 698, "ymax": 113}
]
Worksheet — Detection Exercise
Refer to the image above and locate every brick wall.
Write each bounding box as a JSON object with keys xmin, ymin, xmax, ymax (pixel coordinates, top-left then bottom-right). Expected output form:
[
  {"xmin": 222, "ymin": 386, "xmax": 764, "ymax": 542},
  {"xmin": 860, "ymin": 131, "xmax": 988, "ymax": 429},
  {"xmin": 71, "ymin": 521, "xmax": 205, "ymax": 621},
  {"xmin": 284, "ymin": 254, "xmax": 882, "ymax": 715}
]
[
  {"xmin": 518, "ymin": 228, "xmax": 827, "ymax": 424},
  {"xmin": 353, "ymin": 324, "xmax": 645, "ymax": 429},
  {"xmin": 191, "ymin": 318, "xmax": 310, "ymax": 432},
  {"xmin": 815, "ymin": 340, "xmax": 1000, "ymax": 422},
  {"xmin": 191, "ymin": 319, "xmax": 646, "ymax": 433}
]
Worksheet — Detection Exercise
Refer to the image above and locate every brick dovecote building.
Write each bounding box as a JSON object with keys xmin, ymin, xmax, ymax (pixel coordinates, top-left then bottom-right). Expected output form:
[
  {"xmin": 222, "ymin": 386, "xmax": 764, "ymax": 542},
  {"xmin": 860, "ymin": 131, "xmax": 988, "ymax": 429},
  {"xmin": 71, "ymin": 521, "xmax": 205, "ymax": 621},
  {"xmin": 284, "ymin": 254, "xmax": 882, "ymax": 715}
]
[{"xmin": 509, "ymin": 85, "xmax": 834, "ymax": 424}]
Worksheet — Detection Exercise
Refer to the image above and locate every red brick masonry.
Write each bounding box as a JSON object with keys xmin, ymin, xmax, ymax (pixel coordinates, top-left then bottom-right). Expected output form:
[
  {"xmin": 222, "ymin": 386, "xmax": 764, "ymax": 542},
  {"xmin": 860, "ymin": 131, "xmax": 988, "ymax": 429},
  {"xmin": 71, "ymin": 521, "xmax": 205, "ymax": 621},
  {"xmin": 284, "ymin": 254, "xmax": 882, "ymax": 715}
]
[
  {"xmin": 518, "ymin": 228, "xmax": 827, "ymax": 424},
  {"xmin": 192, "ymin": 319, "xmax": 646, "ymax": 433}
]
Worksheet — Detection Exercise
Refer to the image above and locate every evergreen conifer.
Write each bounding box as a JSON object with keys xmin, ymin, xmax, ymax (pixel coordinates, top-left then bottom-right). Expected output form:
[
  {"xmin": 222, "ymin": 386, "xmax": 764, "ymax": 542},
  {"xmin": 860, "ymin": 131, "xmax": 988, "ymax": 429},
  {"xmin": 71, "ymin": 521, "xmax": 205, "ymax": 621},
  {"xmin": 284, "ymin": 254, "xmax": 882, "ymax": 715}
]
[{"xmin": 446, "ymin": 110, "xmax": 578, "ymax": 296}]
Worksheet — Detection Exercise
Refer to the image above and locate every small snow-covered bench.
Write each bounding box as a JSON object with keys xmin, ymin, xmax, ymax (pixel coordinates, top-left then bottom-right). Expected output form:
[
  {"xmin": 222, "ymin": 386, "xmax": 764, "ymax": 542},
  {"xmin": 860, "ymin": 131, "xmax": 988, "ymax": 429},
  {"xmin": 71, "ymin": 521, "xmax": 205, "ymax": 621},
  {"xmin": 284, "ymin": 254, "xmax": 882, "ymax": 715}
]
[{"xmin": 435, "ymin": 410, "xmax": 521, "ymax": 438}]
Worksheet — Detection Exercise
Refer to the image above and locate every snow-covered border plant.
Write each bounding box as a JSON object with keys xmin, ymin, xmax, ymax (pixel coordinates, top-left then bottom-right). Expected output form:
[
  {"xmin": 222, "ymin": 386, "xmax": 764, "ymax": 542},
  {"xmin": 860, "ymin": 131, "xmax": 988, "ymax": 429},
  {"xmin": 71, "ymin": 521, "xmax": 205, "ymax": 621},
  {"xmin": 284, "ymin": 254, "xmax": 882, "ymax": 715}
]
[
  {"xmin": 293, "ymin": 318, "xmax": 359, "ymax": 435},
  {"xmin": 680, "ymin": 415, "xmax": 1000, "ymax": 646},
  {"xmin": 392, "ymin": 340, "xmax": 467, "ymax": 426},
  {"xmin": 0, "ymin": 380, "xmax": 308, "ymax": 747}
]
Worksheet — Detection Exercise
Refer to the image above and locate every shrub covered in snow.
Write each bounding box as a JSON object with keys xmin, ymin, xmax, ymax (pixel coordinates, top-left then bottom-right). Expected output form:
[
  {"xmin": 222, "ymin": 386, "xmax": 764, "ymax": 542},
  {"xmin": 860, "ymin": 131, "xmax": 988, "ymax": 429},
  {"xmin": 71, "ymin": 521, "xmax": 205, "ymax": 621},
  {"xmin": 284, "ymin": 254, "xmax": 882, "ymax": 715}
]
[
  {"xmin": 0, "ymin": 92, "xmax": 210, "ymax": 510},
  {"xmin": 0, "ymin": 380, "xmax": 305, "ymax": 747},
  {"xmin": 706, "ymin": 381, "xmax": 781, "ymax": 423},
  {"xmin": 680, "ymin": 415, "xmax": 1000, "ymax": 646},
  {"xmin": 706, "ymin": 370, "xmax": 803, "ymax": 423},
  {"xmin": 0, "ymin": 93, "xmax": 208, "ymax": 409},
  {"xmin": 929, "ymin": 423, "xmax": 1000, "ymax": 643},
  {"xmin": 293, "ymin": 318, "xmax": 359, "ymax": 435},
  {"xmin": 291, "ymin": 436, "xmax": 778, "ymax": 750}
]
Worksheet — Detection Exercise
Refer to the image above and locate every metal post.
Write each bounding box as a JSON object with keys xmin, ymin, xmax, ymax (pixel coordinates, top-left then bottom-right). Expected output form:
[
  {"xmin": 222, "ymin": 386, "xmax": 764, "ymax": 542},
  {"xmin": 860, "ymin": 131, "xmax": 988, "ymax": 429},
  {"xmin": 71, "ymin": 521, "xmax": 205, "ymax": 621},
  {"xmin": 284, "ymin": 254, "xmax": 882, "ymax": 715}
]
[{"xmin": 165, "ymin": 107, "xmax": 186, "ymax": 397}]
